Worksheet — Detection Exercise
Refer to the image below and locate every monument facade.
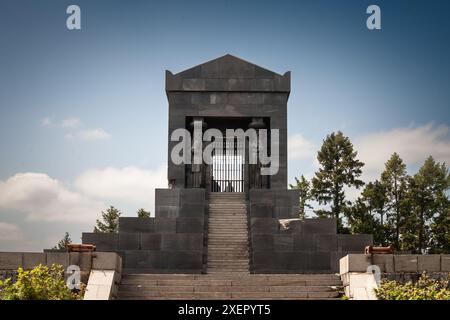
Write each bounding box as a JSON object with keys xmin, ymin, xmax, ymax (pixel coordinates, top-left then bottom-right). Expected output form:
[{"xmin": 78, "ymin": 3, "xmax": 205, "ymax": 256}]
[{"xmin": 82, "ymin": 55, "xmax": 372, "ymax": 274}]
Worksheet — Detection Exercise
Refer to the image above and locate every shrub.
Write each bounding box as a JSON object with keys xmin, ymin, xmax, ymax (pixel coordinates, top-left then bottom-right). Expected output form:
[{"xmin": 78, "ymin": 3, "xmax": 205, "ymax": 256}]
[
  {"xmin": 0, "ymin": 264, "xmax": 83, "ymax": 300},
  {"xmin": 375, "ymin": 272, "xmax": 450, "ymax": 300}
]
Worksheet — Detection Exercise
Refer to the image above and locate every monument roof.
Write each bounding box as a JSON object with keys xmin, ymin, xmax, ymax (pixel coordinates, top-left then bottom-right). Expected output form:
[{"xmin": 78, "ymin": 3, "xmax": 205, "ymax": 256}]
[{"xmin": 166, "ymin": 54, "xmax": 290, "ymax": 92}]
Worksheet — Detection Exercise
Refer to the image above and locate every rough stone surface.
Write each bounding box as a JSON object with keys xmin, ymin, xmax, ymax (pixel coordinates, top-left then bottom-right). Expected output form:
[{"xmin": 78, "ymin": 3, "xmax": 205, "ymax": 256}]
[
  {"xmin": 441, "ymin": 255, "xmax": 450, "ymax": 272},
  {"xmin": 371, "ymin": 254, "xmax": 394, "ymax": 273},
  {"xmin": 394, "ymin": 255, "xmax": 418, "ymax": 272},
  {"xmin": 418, "ymin": 255, "xmax": 441, "ymax": 272},
  {"xmin": 0, "ymin": 252, "xmax": 22, "ymax": 269}
]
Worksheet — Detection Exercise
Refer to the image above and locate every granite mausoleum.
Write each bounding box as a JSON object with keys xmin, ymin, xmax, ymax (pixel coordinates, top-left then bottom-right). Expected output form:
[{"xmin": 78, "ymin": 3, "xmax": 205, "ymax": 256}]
[{"xmin": 82, "ymin": 54, "xmax": 372, "ymax": 275}]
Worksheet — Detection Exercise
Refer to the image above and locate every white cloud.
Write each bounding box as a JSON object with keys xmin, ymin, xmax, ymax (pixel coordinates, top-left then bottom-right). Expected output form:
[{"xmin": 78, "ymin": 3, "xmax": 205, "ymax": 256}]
[
  {"xmin": 75, "ymin": 166, "xmax": 166, "ymax": 210},
  {"xmin": 354, "ymin": 123, "xmax": 450, "ymax": 181},
  {"xmin": 41, "ymin": 117, "xmax": 52, "ymax": 126},
  {"xmin": 0, "ymin": 173, "xmax": 104, "ymax": 222},
  {"xmin": 288, "ymin": 134, "xmax": 316, "ymax": 160},
  {"xmin": 61, "ymin": 117, "xmax": 81, "ymax": 128},
  {"xmin": 0, "ymin": 222, "xmax": 24, "ymax": 241},
  {"xmin": 77, "ymin": 128, "xmax": 111, "ymax": 141}
]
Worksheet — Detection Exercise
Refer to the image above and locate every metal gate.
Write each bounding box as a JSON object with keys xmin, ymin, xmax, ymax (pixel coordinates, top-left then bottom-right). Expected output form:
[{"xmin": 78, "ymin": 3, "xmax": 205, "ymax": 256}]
[{"xmin": 211, "ymin": 139, "xmax": 244, "ymax": 192}]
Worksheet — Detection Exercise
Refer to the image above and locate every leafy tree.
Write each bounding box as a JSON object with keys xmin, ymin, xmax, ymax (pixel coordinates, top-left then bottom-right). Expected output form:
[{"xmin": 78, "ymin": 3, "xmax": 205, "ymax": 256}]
[
  {"xmin": 289, "ymin": 175, "xmax": 312, "ymax": 219},
  {"xmin": 361, "ymin": 181, "xmax": 387, "ymax": 226},
  {"xmin": 431, "ymin": 205, "xmax": 450, "ymax": 253},
  {"xmin": 347, "ymin": 181, "xmax": 387, "ymax": 245},
  {"xmin": 94, "ymin": 206, "xmax": 121, "ymax": 233},
  {"xmin": 0, "ymin": 264, "xmax": 82, "ymax": 300},
  {"xmin": 375, "ymin": 272, "xmax": 450, "ymax": 300},
  {"xmin": 404, "ymin": 157, "xmax": 450, "ymax": 253},
  {"xmin": 311, "ymin": 131, "xmax": 365, "ymax": 232},
  {"xmin": 137, "ymin": 208, "xmax": 151, "ymax": 218},
  {"xmin": 53, "ymin": 232, "xmax": 72, "ymax": 250},
  {"xmin": 380, "ymin": 153, "xmax": 408, "ymax": 249},
  {"xmin": 345, "ymin": 198, "xmax": 380, "ymax": 236}
]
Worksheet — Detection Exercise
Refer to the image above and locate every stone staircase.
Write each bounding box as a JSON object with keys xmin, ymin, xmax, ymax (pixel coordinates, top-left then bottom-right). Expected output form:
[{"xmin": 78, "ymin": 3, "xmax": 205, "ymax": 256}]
[
  {"xmin": 206, "ymin": 192, "xmax": 249, "ymax": 274},
  {"xmin": 116, "ymin": 192, "xmax": 343, "ymax": 300},
  {"xmin": 117, "ymin": 274, "xmax": 343, "ymax": 299}
]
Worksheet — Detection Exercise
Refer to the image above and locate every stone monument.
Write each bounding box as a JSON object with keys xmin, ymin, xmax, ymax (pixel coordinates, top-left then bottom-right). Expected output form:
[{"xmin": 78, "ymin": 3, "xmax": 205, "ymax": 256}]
[{"xmin": 82, "ymin": 54, "xmax": 372, "ymax": 274}]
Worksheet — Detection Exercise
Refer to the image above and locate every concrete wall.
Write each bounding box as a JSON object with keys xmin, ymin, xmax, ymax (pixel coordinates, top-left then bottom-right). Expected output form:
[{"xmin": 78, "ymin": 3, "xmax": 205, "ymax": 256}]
[{"xmin": 0, "ymin": 251, "xmax": 122, "ymax": 300}]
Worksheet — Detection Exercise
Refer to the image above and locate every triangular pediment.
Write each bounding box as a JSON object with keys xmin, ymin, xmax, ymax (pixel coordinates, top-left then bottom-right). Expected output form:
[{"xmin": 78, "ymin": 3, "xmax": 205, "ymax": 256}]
[
  {"xmin": 166, "ymin": 54, "xmax": 290, "ymax": 92},
  {"xmin": 173, "ymin": 54, "xmax": 285, "ymax": 79}
]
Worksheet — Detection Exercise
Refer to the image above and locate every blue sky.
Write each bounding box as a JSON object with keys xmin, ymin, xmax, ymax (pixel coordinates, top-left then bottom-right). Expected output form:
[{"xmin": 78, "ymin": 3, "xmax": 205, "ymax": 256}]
[{"xmin": 0, "ymin": 0, "xmax": 449, "ymax": 250}]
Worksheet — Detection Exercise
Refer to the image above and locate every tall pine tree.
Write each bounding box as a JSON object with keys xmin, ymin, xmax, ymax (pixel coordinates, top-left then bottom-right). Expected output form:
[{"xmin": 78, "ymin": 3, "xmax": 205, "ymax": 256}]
[
  {"xmin": 405, "ymin": 156, "xmax": 450, "ymax": 253},
  {"xmin": 347, "ymin": 180, "xmax": 387, "ymax": 245},
  {"xmin": 380, "ymin": 153, "xmax": 408, "ymax": 249},
  {"xmin": 311, "ymin": 131, "xmax": 365, "ymax": 232}
]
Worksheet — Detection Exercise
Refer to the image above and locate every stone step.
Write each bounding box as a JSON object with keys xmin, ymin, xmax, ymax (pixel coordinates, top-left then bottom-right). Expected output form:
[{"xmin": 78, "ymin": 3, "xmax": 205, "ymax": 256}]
[
  {"xmin": 207, "ymin": 251, "xmax": 249, "ymax": 255},
  {"xmin": 209, "ymin": 206, "xmax": 247, "ymax": 209},
  {"xmin": 118, "ymin": 285, "xmax": 336, "ymax": 293},
  {"xmin": 207, "ymin": 262, "xmax": 249, "ymax": 265},
  {"xmin": 207, "ymin": 230, "xmax": 248, "ymax": 234},
  {"xmin": 207, "ymin": 231, "xmax": 248, "ymax": 235},
  {"xmin": 208, "ymin": 231, "xmax": 247, "ymax": 233},
  {"xmin": 121, "ymin": 274, "xmax": 340, "ymax": 281},
  {"xmin": 208, "ymin": 242, "xmax": 248, "ymax": 245},
  {"xmin": 207, "ymin": 256, "xmax": 249, "ymax": 260},
  {"xmin": 208, "ymin": 220, "xmax": 246, "ymax": 222},
  {"xmin": 207, "ymin": 254, "xmax": 248, "ymax": 257},
  {"xmin": 208, "ymin": 235, "xmax": 248, "ymax": 239},
  {"xmin": 207, "ymin": 266, "xmax": 249, "ymax": 270},
  {"xmin": 208, "ymin": 222, "xmax": 247, "ymax": 224},
  {"xmin": 209, "ymin": 212, "xmax": 246, "ymax": 214},
  {"xmin": 208, "ymin": 239, "xmax": 248, "ymax": 243},
  {"xmin": 207, "ymin": 248, "xmax": 248, "ymax": 251},
  {"xmin": 208, "ymin": 221, "xmax": 247, "ymax": 225},
  {"xmin": 117, "ymin": 291, "xmax": 339, "ymax": 299},
  {"xmin": 120, "ymin": 278, "xmax": 343, "ymax": 287}
]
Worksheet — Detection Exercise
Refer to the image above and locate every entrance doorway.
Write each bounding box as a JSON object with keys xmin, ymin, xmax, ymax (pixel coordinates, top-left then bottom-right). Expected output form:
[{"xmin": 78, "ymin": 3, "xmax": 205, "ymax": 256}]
[{"xmin": 211, "ymin": 139, "xmax": 244, "ymax": 192}]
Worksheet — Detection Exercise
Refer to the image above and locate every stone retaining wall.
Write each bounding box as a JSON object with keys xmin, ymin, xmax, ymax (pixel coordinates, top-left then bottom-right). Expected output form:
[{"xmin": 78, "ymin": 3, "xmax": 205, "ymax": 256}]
[
  {"xmin": 339, "ymin": 254, "xmax": 450, "ymax": 299},
  {"xmin": 82, "ymin": 189, "xmax": 206, "ymax": 273}
]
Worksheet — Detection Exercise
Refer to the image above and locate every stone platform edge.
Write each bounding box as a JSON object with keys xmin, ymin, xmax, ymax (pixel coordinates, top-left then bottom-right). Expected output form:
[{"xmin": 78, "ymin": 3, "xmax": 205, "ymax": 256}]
[
  {"xmin": 339, "ymin": 254, "xmax": 450, "ymax": 300},
  {"xmin": 0, "ymin": 251, "xmax": 122, "ymax": 300}
]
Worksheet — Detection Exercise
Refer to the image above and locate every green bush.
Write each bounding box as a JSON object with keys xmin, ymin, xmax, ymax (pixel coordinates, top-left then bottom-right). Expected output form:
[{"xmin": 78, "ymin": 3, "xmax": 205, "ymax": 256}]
[
  {"xmin": 375, "ymin": 272, "xmax": 450, "ymax": 300},
  {"xmin": 0, "ymin": 264, "xmax": 82, "ymax": 300}
]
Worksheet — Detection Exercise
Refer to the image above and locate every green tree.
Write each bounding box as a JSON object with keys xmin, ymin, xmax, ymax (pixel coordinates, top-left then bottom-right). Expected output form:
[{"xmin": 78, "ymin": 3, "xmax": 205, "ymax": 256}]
[
  {"xmin": 289, "ymin": 175, "xmax": 312, "ymax": 219},
  {"xmin": 311, "ymin": 131, "xmax": 365, "ymax": 232},
  {"xmin": 94, "ymin": 206, "xmax": 121, "ymax": 233},
  {"xmin": 362, "ymin": 180, "xmax": 387, "ymax": 227},
  {"xmin": 404, "ymin": 157, "xmax": 450, "ymax": 253},
  {"xmin": 380, "ymin": 153, "xmax": 408, "ymax": 249},
  {"xmin": 345, "ymin": 198, "xmax": 380, "ymax": 237},
  {"xmin": 431, "ymin": 206, "xmax": 450, "ymax": 253},
  {"xmin": 347, "ymin": 180, "xmax": 387, "ymax": 245},
  {"xmin": 137, "ymin": 208, "xmax": 151, "ymax": 218},
  {"xmin": 53, "ymin": 232, "xmax": 72, "ymax": 250},
  {"xmin": 0, "ymin": 264, "xmax": 82, "ymax": 300}
]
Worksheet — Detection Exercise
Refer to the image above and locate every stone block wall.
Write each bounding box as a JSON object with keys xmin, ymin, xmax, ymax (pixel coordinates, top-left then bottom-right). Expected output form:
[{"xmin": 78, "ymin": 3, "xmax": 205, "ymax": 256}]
[
  {"xmin": 0, "ymin": 251, "xmax": 121, "ymax": 286},
  {"xmin": 82, "ymin": 188, "xmax": 207, "ymax": 273},
  {"xmin": 339, "ymin": 253, "xmax": 450, "ymax": 299},
  {"xmin": 249, "ymin": 190, "xmax": 373, "ymax": 273}
]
